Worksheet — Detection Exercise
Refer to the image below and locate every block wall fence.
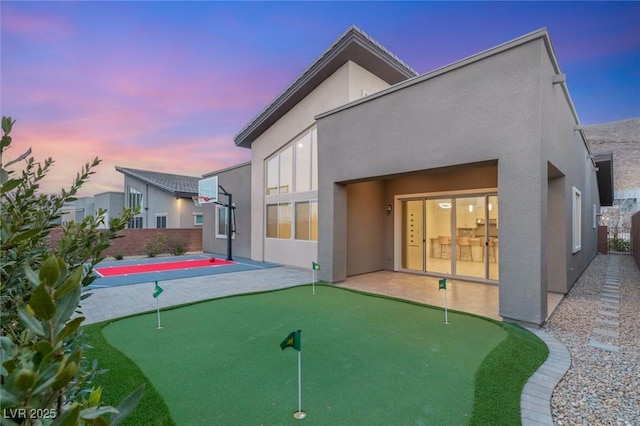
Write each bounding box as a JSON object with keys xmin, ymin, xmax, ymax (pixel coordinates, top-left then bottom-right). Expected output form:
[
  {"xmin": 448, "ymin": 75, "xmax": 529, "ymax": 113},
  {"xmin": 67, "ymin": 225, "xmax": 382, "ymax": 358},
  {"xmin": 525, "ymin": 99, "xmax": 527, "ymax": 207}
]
[{"xmin": 48, "ymin": 228, "xmax": 203, "ymax": 257}]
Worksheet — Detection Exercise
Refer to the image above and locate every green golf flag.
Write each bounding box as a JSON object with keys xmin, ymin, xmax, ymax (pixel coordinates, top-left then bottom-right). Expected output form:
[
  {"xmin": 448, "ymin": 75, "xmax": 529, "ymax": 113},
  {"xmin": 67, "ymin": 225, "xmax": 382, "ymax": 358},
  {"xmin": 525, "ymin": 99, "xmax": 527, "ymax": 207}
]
[
  {"xmin": 438, "ymin": 279, "xmax": 447, "ymax": 290},
  {"xmin": 280, "ymin": 330, "xmax": 301, "ymax": 351},
  {"xmin": 153, "ymin": 282, "xmax": 163, "ymax": 298},
  {"xmin": 312, "ymin": 262, "xmax": 320, "ymax": 270}
]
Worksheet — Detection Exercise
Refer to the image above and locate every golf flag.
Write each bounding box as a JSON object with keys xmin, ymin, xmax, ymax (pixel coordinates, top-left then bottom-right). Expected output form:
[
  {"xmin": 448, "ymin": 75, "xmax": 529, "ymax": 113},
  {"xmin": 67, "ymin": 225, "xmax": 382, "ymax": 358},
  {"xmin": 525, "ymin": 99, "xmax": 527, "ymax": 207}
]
[
  {"xmin": 280, "ymin": 330, "xmax": 301, "ymax": 351},
  {"xmin": 153, "ymin": 282, "xmax": 164, "ymax": 298},
  {"xmin": 439, "ymin": 278, "xmax": 447, "ymax": 290},
  {"xmin": 312, "ymin": 262, "xmax": 320, "ymax": 270}
]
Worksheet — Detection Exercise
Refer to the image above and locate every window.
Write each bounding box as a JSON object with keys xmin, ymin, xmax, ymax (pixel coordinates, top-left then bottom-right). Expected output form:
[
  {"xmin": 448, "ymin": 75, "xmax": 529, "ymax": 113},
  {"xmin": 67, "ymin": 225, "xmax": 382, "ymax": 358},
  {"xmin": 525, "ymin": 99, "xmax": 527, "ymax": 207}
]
[
  {"xmin": 266, "ymin": 203, "xmax": 291, "ymax": 239},
  {"xmin": 216, "ymin": 205, "xmax": 228, "ymax": 238},
  {"xmin": 265, "ymin": 127, "xmax": 317, "ymax": 194},
  {"xmin": 592, "ymin": 204, "xmax": 597, "ymax": 230},
  {"xmin": 156, "ymin": 215, "xmax": 167, "ymax": 229},
  {"xmin": 128, "ymin": 187, "xmax": 143, "ymax": 228},
  {"xmin": 295, "ymin": 201, "xmax": 318, "ymax": 241},
  {"xmin": 128, "ymin": 187, "xmax": 143, "ymax": 210},
  {"xmin": 194, "ymin": 213, "xmax": 203, "ymax": 227},
  {"xmin": 128, "ymin": 217, "xmax": 143, "ymax": 229},
  {"xmin": 295, "ymin": 132, "xmax": 311, "ymax": 192},
  {"xmin": 572, "ymin": 187, "xmax": 581, "ymax": 253}
]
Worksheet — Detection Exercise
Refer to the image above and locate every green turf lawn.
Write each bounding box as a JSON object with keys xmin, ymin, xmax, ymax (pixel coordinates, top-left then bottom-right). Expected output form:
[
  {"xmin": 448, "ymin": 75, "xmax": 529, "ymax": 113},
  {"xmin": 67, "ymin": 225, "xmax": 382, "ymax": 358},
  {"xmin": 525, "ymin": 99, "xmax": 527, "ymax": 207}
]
[{"xmin": 86, "ymin": 285, "xmax": 547, "ymax": 425}]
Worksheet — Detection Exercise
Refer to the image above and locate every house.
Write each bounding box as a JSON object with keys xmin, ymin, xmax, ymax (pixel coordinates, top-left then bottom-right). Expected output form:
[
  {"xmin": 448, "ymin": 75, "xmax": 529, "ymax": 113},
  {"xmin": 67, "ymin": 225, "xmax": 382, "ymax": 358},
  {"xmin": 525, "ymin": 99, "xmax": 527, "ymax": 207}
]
[
  {"xmin": 207, "ymin": 26, "xmax": 613, "ymax": 326},
  {"xmin": 93, "ymin": 191, "xmax": 125, "ymax": 229},
  {"xmin": 59, "ymin": 196, "xmax": 95, "ymax": 225},
  {"xmin": 115, "ymin": 166, "xmax": 203, "ymax": 229}
]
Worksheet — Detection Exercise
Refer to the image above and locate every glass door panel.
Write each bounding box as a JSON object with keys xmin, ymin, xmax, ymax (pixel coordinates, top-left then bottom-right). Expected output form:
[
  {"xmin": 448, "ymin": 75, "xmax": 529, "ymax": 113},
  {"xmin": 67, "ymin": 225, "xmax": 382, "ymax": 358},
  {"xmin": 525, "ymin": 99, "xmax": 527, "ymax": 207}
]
[
  {"xmin": 487, "ymin": 196, "xmax": 499, "ymax": 280},
  {"xmin": 402, "ymin": 200, "xmax": 424, "ymax": 271},
  {"xmin": 425, "ymin": 199, "xmax": 451, "ymax": 274},
  {"xmin": 455, "ymin": 197, "xmax": 485, "ymax": 279}
]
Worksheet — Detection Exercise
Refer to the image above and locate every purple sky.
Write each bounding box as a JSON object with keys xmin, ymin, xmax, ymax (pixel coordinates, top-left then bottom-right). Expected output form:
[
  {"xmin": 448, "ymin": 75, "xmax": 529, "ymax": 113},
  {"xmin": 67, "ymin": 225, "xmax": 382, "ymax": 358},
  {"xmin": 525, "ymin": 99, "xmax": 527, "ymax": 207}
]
[{"xmin": 2, "ymin": 1, "xmax": 639, "ymax": 197}]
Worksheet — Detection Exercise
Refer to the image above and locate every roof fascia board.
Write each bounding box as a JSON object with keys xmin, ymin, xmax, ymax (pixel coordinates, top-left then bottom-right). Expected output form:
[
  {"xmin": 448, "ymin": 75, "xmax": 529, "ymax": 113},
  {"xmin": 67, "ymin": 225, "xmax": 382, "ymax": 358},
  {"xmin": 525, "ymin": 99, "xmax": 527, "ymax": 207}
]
[
  {"xmin": 317, "ymin": 28, "xmax": 580, "ymax": 125},
  {"xmin": 233, "ymin": 26, "xmax": 416, "ymax": 148},
  {"xmin": 202, "ymin": 161, "xmax": 252, "ymax": 178}
]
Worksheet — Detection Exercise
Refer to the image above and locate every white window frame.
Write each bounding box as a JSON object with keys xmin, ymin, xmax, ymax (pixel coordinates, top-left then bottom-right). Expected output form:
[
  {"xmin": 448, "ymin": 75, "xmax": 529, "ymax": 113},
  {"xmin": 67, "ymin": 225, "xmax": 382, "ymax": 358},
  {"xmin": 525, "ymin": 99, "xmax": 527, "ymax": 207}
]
[
  {"xmin": 215, "ymin": 205, "xmax": 234, "ymax": 239},
  {"xmin": 572, "ymin": 187, "xmax": 582, "ymax": 253},
  {"xmin": 193, "ymin": 213, "xmax": 203, "ymax": 227},
  {"xmin": 592, "ymin": 204, "xmax": 597, "ymax": 230},
  {"xmin": 155, "ymin": 213, "xmax": 168, "ymax": 229}
]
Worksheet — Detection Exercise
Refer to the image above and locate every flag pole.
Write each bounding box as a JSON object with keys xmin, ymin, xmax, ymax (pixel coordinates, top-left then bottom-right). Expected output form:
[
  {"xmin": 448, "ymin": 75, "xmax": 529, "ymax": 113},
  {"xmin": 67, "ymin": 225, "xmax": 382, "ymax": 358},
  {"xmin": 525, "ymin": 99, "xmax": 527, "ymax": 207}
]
[
  {"xmin": 156, "ymin": 296, "xmax": 163, "ymax": 329},
  {"xmin": 293, "ymin": 329, "xmax": 305, "ymax": 420},
  {"xmin": 444, "ymin": 286, "xmax": 449, "ymax": 325},
  {"xmin": 312, "ymin": 269, "xmax": 315, "ymax": 295}
]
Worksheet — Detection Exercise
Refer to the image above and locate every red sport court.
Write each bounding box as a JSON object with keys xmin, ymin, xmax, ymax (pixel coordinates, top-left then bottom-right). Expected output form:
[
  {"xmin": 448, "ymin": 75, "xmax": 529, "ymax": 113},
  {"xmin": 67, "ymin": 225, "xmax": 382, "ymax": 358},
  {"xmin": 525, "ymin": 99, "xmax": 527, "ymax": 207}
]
[{"xmin": 95, "ymin": 258, "xmax": 235, "ymax": 277}]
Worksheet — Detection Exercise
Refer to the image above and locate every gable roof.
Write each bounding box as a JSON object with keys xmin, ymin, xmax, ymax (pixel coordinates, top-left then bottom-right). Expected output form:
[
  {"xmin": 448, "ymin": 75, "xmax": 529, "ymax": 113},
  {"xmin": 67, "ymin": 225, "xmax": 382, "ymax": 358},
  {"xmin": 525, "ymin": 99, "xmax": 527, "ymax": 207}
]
[
  {"xmin": 233, "ymin": 25, "xmax": 417, "ymax": 148},
  {"xmin": 115, "ymin": 166, "xmax": 200, "ymax": 198}
]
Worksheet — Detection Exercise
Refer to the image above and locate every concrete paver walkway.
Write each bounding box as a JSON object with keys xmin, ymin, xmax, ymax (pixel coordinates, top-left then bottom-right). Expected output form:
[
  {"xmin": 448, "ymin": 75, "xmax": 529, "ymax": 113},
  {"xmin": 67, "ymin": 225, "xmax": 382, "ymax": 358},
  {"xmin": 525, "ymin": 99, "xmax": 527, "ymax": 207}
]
[{"xmin": 80, "ymin": 266, "xmax": 311, "ymax": 324}]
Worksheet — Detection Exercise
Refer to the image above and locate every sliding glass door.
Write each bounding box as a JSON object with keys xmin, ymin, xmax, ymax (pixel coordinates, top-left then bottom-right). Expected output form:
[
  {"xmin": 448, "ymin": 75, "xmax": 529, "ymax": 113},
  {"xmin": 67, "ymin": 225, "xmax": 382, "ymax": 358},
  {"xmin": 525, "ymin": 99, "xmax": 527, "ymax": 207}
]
[{"xmin": 400, "ymin": 194, "xmax": 498, "ymax": 281}]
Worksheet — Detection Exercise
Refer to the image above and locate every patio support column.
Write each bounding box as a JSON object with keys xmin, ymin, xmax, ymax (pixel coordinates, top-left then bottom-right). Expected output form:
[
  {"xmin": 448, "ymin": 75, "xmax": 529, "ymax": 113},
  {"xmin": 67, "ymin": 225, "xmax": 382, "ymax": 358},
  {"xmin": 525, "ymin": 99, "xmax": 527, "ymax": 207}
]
[
  {"xmin": 318, "ymin": 182, "xmax": 347, "ymax": 283},
  {"xmin": 498, "ymin": 160, "xmax": 548, "ymax": 326}
]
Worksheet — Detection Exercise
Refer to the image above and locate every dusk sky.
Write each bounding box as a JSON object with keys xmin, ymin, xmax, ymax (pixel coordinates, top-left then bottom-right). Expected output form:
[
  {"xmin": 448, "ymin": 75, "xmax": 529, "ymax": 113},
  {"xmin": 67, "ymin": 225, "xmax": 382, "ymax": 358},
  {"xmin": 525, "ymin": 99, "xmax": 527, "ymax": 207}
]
[{"xmin": 2, "ymin": 1, "xmax": 639, "ymax": 197}]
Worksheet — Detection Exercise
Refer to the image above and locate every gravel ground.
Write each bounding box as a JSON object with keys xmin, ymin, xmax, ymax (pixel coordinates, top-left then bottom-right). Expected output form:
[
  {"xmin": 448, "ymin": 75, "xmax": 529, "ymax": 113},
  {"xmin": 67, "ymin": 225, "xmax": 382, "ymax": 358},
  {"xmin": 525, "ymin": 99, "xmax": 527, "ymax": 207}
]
[{"xmin": 545, "ymin": 254, "xmax": 640, "ymax": 425}]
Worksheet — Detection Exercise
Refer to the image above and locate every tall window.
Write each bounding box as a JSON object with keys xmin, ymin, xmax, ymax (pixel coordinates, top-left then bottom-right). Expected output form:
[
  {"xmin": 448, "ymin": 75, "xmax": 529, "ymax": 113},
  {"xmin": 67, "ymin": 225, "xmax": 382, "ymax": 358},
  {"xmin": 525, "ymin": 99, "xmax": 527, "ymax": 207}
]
[
  {"xmin": 128, "ymin": 187, "xmax": 143, "ymax": 228},
  {"xmin": 128, "ymin": 187, "xmax": 143, "ymax": 210},
  {"xmin": 265, "ymin": 127, "xmax": 317, "ymax": 194},
  {"xmin": 572, "ymin": 187, "xmax": 581, "ymax": 253}
]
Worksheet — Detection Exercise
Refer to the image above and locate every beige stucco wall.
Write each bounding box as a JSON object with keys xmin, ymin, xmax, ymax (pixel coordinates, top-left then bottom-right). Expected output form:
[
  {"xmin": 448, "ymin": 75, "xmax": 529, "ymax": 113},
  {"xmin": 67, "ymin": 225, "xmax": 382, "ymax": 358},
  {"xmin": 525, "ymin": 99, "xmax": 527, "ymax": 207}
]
[{"xmin": 250, "ymin": 61, "xmax": 393, "ymax": 268}]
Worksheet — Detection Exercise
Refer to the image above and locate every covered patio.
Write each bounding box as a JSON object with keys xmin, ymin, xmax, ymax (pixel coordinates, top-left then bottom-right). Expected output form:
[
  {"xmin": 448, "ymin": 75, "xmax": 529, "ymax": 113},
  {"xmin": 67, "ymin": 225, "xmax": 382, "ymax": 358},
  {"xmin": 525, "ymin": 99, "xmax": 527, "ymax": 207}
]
[{"xmin": 338, "ymin": 271, "xmax": 564, "ymax": 322}]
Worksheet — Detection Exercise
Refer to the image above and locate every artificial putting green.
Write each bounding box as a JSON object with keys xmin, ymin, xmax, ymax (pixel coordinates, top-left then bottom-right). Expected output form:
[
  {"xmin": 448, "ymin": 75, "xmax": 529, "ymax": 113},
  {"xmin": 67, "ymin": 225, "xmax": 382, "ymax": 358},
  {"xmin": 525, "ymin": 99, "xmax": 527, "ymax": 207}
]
[{"xmin": 98, "ymin": 285, "xmax": 511, "ymax": 425}]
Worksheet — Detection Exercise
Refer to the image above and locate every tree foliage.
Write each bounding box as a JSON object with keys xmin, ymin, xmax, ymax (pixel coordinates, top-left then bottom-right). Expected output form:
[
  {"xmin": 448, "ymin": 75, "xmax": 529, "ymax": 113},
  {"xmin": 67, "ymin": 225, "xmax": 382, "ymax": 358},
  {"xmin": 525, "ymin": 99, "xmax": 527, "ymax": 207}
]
[{"xmin": 1, "ymin": 117, "xmax": 143, "ymax": 425}]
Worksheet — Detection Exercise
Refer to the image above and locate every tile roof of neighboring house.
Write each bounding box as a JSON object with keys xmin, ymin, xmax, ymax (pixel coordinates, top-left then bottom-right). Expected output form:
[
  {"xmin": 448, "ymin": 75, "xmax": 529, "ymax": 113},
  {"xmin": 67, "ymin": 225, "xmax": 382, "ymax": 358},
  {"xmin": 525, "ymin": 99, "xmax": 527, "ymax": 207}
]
[
  {"xmin": 115, "ymin": 166, "xmax": 200, "ymax": 198},
  {"xmin": 233, "ymin": 25, "xmax": 418, "ymax": 148}
]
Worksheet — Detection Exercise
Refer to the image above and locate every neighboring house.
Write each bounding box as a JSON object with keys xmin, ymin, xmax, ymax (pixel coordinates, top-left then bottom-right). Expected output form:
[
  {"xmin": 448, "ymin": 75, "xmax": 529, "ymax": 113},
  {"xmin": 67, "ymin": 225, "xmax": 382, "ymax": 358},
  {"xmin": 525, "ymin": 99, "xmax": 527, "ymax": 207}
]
[
  {"xmin": 94, "ymin": 191, "xmax": 125, "ymax": 229},
  {"xmin": 115, "ymin": 166, "xmax": 203, "ymax": 229},
  {"xmin": 224, "ymin": 26, "xmax": 612, "ymax": 327},
  {"xmin": 200, "ymin": 162, "xmax": 251, "ymax": 259},
  {"xmin": 60, "ymin": 197, "xmax": 95, "ymax": 225}
]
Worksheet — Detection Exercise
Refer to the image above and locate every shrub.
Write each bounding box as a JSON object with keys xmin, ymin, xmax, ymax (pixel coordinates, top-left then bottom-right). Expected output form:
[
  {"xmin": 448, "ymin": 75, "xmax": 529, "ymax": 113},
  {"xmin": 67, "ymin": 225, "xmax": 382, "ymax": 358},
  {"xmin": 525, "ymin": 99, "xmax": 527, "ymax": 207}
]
[
  {"xmin": 166, "ymin": 234, "xmax": 188, "ymax": 256},
  {"xmin": 1, "ymin": 116, "xmax": 143, "ymax": 424},
  {"xmin": 142, "ymin": 233, "xmax": 167, "ymax": 257},
  {"xmin": 609, "ymin": 237, "xmax": 630, "ymax": 252},
  {"xmin": 114, "ymin": 253, "xmax": 124, "ymax": 260}
]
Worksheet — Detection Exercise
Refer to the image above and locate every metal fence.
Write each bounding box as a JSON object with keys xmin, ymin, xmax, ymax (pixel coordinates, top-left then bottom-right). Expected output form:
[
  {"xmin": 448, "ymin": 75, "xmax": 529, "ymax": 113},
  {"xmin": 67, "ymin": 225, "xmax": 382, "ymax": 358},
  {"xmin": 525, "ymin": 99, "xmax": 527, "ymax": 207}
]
[{"xmin": 608, "ymin": 230, "xmax": 633, "ymax": 255}]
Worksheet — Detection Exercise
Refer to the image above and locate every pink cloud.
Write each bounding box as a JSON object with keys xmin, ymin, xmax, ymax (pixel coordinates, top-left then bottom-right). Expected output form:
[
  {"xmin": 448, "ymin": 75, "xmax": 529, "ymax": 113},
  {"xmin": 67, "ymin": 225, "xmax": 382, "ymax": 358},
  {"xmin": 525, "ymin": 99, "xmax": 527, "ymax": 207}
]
[{"xmin": 2, "ymin": 6, "xmax": 74, "ymax": 42}]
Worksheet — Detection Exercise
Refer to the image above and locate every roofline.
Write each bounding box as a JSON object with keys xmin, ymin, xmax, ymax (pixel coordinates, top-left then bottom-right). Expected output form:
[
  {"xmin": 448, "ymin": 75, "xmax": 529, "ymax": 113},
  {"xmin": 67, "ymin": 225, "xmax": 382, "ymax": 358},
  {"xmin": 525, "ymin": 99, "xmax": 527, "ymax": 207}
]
[
  {"xmin": 233, "ymin": 25, "xmax": 417, "ymax": 148},
  {"xmin": 316, "ymin": 28, "xmax": 581, "ymax": 126},
  {"xmin": 202, "ymin": 161, "xmax": 252, "ymax": 178},
  {"xmin": 115, "ymin": 166, "xmax": 199, "ymax": 196}
]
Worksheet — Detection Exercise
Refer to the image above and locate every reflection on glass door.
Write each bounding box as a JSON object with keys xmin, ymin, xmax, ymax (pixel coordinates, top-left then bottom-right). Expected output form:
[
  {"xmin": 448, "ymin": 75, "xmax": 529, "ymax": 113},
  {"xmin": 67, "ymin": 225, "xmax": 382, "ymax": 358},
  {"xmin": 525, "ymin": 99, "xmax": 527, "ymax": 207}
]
[
  {"xmin": 455, "ymin": 197, "xmax": 486, "ymax": 279},
  {"xmin": 402, "ymin": 200, "xmax": 424, "ymax": 271},
  {"xmin": 425, "ymin": 199, "xmax": 451, "ymax": 274},
  {"xmin": 487, "ymin": 196, "xmax": 499, "ymax": 280}
]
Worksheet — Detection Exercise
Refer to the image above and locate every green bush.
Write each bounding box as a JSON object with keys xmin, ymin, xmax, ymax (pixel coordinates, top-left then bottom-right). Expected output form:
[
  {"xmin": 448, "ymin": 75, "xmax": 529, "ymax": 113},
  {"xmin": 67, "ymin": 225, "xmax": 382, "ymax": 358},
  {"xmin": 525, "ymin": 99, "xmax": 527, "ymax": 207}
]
[
  {"xmin": 166, "ymin": 234, "xmax": 187, "ymax": 256},
  {"xmin": 1, "ymin": 116, "xmax": 142, "ymax": 424},
  {"xmin": 609, "ymin": 237, "xmax": 630, "ymax": 252},
  {"xmin": 114, "ymin": 253, "xmax": 124, "ymax": 260},
  {"xmin": 142, "ymin": 233, "xmax": 167, "ymax": 257}
]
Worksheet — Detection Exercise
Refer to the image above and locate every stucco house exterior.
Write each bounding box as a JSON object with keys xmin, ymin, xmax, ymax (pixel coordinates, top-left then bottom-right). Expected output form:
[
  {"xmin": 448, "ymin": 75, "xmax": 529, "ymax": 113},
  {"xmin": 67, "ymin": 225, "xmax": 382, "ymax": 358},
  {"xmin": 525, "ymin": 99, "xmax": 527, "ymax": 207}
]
[
  {"xmin": 200, "ymin": 162, "xmax": 252, "ymax": 259},
  {"xmin": 212, "ymin": 26, "xmax": 613, "ymax": 326},
  {"xmin": 116, "ymin": 166, "xmax": 203, "ymax": 229}
]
